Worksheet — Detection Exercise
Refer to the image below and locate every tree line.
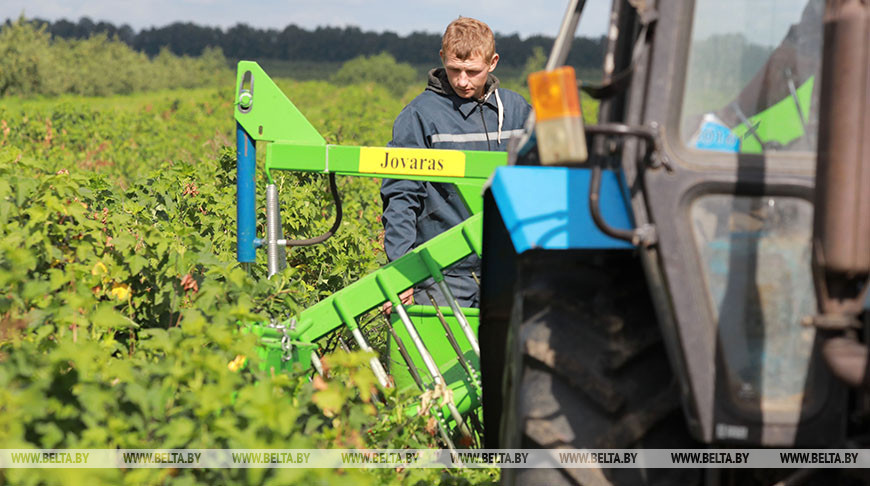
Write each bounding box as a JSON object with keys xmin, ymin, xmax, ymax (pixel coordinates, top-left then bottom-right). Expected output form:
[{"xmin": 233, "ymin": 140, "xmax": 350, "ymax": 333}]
[
  {"xmin": 3, "ymin": 16, "xmax": 605, "ymax": 69},
  {"xmin": 0, "ymin": 19, "xmax": 229, "ymax": 97}
]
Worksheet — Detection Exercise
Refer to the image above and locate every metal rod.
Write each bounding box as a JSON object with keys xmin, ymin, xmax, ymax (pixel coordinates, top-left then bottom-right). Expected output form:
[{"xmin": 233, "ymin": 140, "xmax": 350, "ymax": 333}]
[
  {"xmin": 266, "ymin": 184, "xmax": 287, "ymax": 278},
  {"xmin": 470, "ymin": 271, "xmax": 481, "ymax": 287},
  {"xmin": 383, "ymin": 315, "xmax": 425, "ymax": 390},
  {"xmin": 469, "ymin": 410, "xmax": 485, "ymax": 437},
  {"xmin": 444, "ymin": 401, "xmax": 472, "ymax": 441},
  {"xmin": 394, "ymin": 304, "xmax": 442, "ymax": 384},
  {"xmin": 384, "ymin": 315, "xmax": 459, "ymax": 455},
  {"xmin": 436, "ymin": 280, "xmax": 480, "ymax": 357},
  {"xmin": 426, "ymin": 290, "xmax": 482, "ymax": 391},
  {"xmin": 337, "ymin": 336, "xmax": 351, "ymax": 353},
  {"xmin": 383, "ymin": 317, "xmax": 460, "ymax": 454},
  {"xmin": 435, "ymin": 409, "xmax": 460, "ymax": 457},
  {"xmin": 311, "ymin": 351, "xmax": 325, "ymax": 376},
  {"xmin": 785, "ymin": 67, "xmax": 808, "ymax": 131},
  {"xmin": 546, "ymin": 0, "xmax": 588, "ymax": 70},
  {"xmin": 351, "ymin": 327, "xmax": 390, "ymax": 388},
  {"xmin": 375, "ymin": 274, "xmax": 471, "ymax": 439},
  {"xmin": 394, "ymin": 303, "xmax": 473, "ymax": 438},
  {"xmin": 465, "ymin": 411, "xmax": 485, "ymax": 448},
  {"xmin": 730, "ymin": 101, "xmax": 764, "ymax": 148}
]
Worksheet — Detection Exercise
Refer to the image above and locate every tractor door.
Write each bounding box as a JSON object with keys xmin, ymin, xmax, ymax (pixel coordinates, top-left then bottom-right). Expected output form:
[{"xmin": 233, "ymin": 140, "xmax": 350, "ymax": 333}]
[{"xmin": 620, "ymin": 0, "xmax": 845, "ymax": 446}]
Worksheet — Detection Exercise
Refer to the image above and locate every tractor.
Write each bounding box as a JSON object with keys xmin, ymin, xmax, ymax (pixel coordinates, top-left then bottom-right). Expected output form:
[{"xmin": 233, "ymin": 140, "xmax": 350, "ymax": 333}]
[{"xmin": 233, "ymin": 0, "xmax": 870, "ymax": 484}]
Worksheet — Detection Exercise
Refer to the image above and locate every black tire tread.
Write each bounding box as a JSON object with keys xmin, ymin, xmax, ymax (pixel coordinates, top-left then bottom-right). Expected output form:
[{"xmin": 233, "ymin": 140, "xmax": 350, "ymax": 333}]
[{"xmin": 501, "ymin": 251, "xmax": 698, "ymax": 486}]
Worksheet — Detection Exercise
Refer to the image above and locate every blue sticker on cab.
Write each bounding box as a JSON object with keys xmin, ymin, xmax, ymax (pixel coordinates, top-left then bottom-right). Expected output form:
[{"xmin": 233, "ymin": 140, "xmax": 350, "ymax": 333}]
[{"xmin": 694, "ymin": 118, "xmax": 740, "ymax": 153}]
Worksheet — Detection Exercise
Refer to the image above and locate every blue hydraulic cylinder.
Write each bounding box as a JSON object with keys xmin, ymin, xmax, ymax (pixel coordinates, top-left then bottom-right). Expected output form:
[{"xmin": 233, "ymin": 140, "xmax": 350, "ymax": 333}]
[{"xmin": 236, "ymin": 122, "xmax": 257, "ymax": 263}]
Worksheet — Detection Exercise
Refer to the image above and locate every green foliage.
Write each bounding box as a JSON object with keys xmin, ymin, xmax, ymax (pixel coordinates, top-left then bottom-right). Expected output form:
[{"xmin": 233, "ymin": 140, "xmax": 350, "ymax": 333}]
[
  {"xmin": 0, "ymin": 19, "xmax": 230, "ymax": 98},
  {"xmin": 0, "ymin": 87, "xmax": 236, "ymax": 183},
  {"xmin": 283, "ymin": 80, "xmax": 403, "ymax": 147},
  {"xmin": 520, "ymin": 46, "xmax": 547, "ymax": 85},
  {"xmin": 0, "ymin": 80, "xmax": 496, "ymax": 484},
  {"xmin": 241, "ymin": 59, "xmax": 345, "ymax": 81},
  {"xmin": 0, "ymin": 16, "xmax": 53, "ymax": 97},
  {"xmin": 332, "ymin": 53, "xmax": 419, "ymax": 97}
]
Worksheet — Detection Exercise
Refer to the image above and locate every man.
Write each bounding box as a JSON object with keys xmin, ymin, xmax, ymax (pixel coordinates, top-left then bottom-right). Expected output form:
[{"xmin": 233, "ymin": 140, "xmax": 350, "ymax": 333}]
[{"xmin": 381, "ymin": 17, "xmax": 531, "ymax": 309}]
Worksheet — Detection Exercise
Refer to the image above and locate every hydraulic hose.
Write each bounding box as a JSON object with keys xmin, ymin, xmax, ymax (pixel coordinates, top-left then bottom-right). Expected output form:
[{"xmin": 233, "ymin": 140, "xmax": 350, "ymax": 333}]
[{"xmin": 285, "ymin": 172, "xmax": 343, "ymax": 247}]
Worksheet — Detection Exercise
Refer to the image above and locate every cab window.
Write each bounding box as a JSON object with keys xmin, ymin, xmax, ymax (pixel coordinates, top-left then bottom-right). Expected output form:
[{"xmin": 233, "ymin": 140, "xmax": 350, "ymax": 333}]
[{"xmin": 680, "ymin": 0, "xmax": 823, "ymax": 154}]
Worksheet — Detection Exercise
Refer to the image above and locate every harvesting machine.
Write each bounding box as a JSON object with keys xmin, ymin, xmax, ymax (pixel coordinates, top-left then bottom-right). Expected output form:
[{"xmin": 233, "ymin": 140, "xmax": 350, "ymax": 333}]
[{"xmin": 234, "ymin": 0, "xmax": 870, "ymax": 483}]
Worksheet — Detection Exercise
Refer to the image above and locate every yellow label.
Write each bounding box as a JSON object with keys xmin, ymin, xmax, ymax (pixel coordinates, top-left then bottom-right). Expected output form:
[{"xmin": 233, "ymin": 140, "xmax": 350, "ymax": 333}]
[{"xmin": 359, "ymin": 147, "xmax": 465, "ymax": 178}]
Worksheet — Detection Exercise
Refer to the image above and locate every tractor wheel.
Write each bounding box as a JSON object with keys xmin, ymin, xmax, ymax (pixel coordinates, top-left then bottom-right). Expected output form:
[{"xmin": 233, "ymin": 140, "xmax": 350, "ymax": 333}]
[{"xmin": 499, "ymin": 250, "xmax": 700, "ymax": 486}]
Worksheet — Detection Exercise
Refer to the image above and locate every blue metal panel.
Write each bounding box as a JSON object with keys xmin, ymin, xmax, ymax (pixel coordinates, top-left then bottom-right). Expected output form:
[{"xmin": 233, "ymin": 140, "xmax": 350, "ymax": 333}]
[
  {"xmin": 237, "ymin": 122, "xmax": 257, "ymax": 263},
  {"xmin": 489, "ymin": 166, "xmax": 634, "ymax": 253}
]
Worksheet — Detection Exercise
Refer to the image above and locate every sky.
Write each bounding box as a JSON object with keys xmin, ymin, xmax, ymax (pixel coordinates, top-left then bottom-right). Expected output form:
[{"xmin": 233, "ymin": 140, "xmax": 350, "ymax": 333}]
[{"xmin": 1, "ymin": 0, "xmax": 611, "ymax": 39}]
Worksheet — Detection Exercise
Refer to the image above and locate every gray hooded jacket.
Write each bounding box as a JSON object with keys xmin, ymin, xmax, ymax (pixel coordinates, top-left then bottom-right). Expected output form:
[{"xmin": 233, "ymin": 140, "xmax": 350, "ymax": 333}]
[{"xmin": 380, "ymin": 68, "xmax": 531, "ymax": 306}]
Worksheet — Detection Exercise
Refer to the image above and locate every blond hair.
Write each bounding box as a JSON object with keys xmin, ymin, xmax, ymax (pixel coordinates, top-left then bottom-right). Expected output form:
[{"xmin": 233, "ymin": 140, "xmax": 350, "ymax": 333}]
[{"xmin": 441, "ymin": 17, "xmax": 496, "ymax": 61}]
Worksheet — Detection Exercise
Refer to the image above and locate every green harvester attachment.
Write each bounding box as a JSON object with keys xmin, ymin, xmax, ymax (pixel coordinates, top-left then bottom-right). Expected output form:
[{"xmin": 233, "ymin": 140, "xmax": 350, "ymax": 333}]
[{"xmin": 234, "ymin": 62, "xmax": 504, "ymax": 446}]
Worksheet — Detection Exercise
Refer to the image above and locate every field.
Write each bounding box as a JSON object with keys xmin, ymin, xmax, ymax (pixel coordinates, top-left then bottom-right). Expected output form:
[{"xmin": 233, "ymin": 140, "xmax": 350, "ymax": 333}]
[{"xmin": 0, "ymin": 26, "xmax": 599, "ymax": 485}]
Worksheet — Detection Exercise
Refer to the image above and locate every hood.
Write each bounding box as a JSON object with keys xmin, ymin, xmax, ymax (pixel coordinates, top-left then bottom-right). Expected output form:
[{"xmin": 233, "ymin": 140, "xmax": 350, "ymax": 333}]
[
  {"xmin": 426, "ymin": 67, "xmax": 500, "ymax": 101},
  {"xmin": 426, "ymin": 67, "xmax": 508, "ymax": 146}
]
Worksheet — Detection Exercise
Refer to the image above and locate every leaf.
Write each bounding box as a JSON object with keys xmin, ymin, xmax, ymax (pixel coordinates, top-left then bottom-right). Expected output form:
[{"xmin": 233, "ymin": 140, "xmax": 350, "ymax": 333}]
[
  {"xmin": 35, "ymin": 422, "xmax": 65, "ymax": 448},
  {"xmin": 91, "ymin": 261, "xmax": 108, "ymax": 276},
  {"xmin": 180, "ymin": 309, "xmax": 206, "ymax": 335},
  {"xmin": 312, "ymin": 385, "xmax": 344, "ymax": 418},
  {"xmin": 112, "ymin": 232, "xmax": 135, "ymax": 253},
  {"xmin": 227, "ymin": 267, "xmax": 248, "ymax": 289},
  {"xmin": 304, "ymin": 415, "xmax": 325, "ymax": 435},
  {"xmin": 22, "ymin": 279, "xmax": 51, "ymax": 301},
  {"xmin": 196, "ymin": 251, "xmax": 221, "ymax": 266},
  {"xmin": 110, "ymin": 283, "xmax": 131, "ymax": 301},
  {"xmin": 127, "ymin": 254, "xmax": 148, "ymax": 275},
  {"xmin": 91, "ymin": 303, "xmax": 138, "ymax": 329},
  {"xmin": 159, "ymin": 417, "xmax": 195, "ymax": 447}
]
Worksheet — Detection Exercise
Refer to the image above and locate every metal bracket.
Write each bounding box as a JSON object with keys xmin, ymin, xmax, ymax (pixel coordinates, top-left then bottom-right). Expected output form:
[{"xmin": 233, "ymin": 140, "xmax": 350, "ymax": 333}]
[
  {"xmin": 237, "ymin": 70, "xmax": 253, "ymax": 113},
  {"xmin": 266, "ymin": 318, "xmax": 295, "ymax": 362}
]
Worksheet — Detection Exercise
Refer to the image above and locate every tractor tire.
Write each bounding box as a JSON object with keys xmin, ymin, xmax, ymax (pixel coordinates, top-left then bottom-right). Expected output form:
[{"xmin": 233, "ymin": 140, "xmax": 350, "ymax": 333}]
[{"xmin": 499, "ymin": 250, "xmax": 700, "ymax": 486}]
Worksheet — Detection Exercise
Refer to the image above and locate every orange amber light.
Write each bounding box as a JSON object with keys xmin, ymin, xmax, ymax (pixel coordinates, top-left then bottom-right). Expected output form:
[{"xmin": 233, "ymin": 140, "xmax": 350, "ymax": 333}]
[{"xmin": 528, "ymin": 66, "xmax": 582, "ymax": 122}]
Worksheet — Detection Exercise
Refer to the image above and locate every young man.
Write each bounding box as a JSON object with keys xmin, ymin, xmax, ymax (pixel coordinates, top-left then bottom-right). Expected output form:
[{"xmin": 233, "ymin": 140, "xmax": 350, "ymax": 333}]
[{"xmin": 381, "ymin": 17, "xmax": 531, "ymax": 309}]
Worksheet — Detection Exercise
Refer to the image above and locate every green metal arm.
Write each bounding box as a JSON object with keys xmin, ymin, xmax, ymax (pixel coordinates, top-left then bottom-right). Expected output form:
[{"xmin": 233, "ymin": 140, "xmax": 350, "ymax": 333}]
[
  {"xmin": 286, "ymin": 212, "xmax": 482, "ymax": 343},
  {"xmin": 266, "ymin": 143, "xmax": 505, "ymax": 215},
  {"xmin": 234, "ymin": 60, "xmax": 507, "ymax": 215},
  {"xmin": 234, "ymin": 61, "xmax": 325, "ymax": 146}
]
